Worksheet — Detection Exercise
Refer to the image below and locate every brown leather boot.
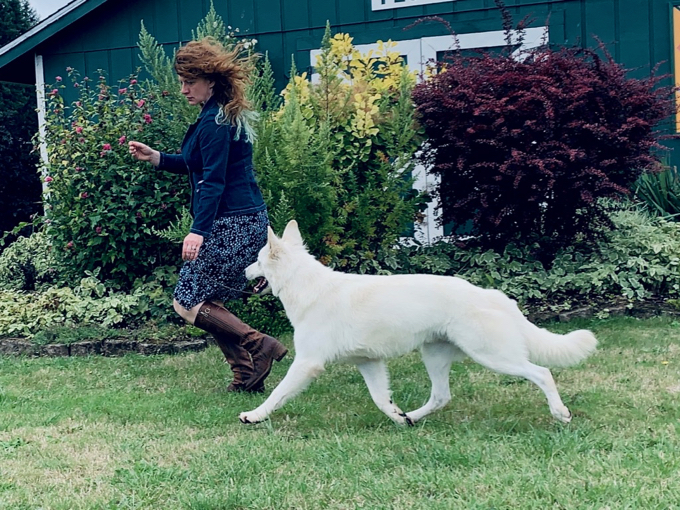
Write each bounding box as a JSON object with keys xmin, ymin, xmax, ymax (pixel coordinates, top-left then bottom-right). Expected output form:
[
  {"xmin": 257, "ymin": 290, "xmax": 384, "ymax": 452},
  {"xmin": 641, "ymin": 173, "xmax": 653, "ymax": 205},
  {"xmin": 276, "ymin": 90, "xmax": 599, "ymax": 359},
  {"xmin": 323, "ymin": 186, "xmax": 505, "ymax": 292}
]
[
  {"xmin": 214, "ymin": 339, "xmax": 264, "ymax": 393},
  {"xmin": 195, "ymin": 301, "xmax": 287, "ymax": 391},
  {"xmin": 195, "ymin": 302, "xmax": 264, "ymax": 393},
  {"xmin": 240, "ymin": 331, "xmax": 288, "ymax": 391}
]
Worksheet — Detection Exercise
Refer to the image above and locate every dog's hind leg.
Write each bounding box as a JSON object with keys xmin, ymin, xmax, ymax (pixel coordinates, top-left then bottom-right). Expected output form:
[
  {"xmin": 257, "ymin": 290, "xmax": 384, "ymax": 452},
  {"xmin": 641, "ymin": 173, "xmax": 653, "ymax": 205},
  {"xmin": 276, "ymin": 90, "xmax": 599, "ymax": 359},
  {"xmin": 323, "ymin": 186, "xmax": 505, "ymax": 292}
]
[
  {"xmin": 469, "ymin": 353, "xmax": 572, "ymax": 423},
  {"xmin": 239, "ymin": 358, "xmax": 325, "ymax": 424},
  {"xmin": 405, "ymin": 341, "xmax": 464, "ymax": 423},
  {"xmin": 356, "ymin": 360, "xmax": 411, "ymax": 426}
]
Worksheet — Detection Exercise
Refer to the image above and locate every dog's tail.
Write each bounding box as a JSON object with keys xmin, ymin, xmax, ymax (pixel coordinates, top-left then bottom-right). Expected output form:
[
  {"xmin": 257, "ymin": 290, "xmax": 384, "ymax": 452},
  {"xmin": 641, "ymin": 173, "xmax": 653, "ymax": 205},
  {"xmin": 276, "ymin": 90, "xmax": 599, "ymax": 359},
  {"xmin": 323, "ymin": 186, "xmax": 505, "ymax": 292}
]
[{"xmin": 524, "ymin": 323, "xmax": 597, "ymax": 368}]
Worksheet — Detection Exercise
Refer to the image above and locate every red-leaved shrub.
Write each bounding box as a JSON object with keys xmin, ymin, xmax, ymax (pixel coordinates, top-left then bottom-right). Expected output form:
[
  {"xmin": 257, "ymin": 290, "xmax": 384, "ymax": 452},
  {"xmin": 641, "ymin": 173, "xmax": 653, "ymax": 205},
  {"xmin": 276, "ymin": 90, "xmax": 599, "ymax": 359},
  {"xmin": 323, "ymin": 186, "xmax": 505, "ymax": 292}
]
[{"xmin": 413, "ymin": 25, "xmax": 677, "ymax": 257}]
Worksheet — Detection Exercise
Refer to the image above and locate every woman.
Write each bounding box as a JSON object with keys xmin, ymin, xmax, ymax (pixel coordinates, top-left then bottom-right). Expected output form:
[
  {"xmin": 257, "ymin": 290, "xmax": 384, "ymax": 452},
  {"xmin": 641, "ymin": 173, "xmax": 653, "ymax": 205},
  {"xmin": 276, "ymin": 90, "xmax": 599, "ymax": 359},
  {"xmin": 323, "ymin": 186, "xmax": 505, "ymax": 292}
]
[{"xmin": 129, "ymin": 38, "xmax": 286, "ymax": 393}]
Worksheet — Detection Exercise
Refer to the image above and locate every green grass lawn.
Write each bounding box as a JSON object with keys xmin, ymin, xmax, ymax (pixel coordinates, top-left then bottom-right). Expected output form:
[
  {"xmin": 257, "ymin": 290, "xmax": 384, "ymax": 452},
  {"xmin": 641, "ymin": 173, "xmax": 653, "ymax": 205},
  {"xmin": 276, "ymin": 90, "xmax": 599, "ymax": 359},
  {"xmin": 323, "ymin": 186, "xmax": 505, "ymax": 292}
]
[{"xmin": 1, "ymin": 315, "xmax": 679, "ymax": 509}]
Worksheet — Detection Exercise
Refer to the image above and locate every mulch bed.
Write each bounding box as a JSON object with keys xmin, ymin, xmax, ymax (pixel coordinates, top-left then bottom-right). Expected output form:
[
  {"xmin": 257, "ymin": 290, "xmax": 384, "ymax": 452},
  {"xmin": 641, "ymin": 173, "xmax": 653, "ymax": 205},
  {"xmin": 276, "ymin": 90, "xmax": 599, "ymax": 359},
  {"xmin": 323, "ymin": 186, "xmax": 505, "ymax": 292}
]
[{"xmin": 527, "ymin": 296, "xmax": 680, "ymax": 324}]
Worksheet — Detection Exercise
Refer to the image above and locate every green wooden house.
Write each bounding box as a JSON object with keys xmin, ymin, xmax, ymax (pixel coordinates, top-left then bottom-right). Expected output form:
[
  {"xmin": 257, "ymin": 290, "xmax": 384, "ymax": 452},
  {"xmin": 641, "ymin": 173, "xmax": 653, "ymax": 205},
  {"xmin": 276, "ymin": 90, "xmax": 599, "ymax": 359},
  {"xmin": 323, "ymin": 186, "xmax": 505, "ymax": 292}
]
[{"xmin": 1, "ymin": 0, "xmax": 678, "ymax": 241}]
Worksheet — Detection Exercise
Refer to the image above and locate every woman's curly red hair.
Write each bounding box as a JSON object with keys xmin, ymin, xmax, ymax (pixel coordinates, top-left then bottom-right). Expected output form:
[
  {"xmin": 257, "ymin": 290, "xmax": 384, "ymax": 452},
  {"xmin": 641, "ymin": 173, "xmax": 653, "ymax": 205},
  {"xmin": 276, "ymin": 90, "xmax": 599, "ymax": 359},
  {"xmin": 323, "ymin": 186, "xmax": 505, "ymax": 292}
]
[{"xmin": 174, "ymin": 37, "xmax": 254, "ymax": 125}]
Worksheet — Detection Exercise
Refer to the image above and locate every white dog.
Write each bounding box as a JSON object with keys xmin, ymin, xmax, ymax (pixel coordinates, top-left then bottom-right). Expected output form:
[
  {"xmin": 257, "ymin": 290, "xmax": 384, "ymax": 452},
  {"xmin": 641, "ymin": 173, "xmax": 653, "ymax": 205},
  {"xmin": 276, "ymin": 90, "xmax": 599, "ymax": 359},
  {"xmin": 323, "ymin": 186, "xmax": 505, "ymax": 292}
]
[{"xmin": 240, "ymin": 220, "xmax": 597, "ymax": 426}]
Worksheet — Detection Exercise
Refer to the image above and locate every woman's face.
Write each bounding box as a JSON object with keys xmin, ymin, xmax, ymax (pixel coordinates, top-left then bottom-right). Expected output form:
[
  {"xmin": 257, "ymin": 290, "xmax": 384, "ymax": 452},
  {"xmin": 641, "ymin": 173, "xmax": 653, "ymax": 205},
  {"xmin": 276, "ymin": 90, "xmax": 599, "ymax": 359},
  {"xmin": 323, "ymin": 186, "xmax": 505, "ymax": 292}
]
[{"xmin": 179, "ymin": 76, "xmax": 214, "ymax": 105}]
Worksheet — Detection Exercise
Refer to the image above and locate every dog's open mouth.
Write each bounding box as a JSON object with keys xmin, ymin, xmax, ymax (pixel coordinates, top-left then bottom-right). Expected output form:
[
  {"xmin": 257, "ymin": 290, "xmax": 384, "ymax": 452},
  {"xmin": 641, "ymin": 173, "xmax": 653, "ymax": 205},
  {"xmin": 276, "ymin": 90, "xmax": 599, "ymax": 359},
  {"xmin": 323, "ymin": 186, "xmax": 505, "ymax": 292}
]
[{"xmin": 253, "ymin": 277, "xmax": 271, "ymax": 295}]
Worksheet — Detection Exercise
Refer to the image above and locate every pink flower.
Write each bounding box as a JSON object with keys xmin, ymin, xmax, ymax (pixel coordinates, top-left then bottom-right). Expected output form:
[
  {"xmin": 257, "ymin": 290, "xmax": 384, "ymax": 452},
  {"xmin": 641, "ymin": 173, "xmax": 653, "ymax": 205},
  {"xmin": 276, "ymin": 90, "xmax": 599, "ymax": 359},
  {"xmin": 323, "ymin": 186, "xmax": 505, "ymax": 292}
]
[
  {"xmin": 56, "ymin": 76, "xmax": 62, "ymax": 82},
  {"xmin": 136, "ymin": 99, "xmax": 145, "ymax": 108},
  {"xmin": 83, "ymin": 76, "xmax": 90, "ymax": 82},
  {"xmin": 80, "ymin": 192, "xmax": 89, "ymax": 199},
  {"xmin": 118, "ymin": 135, "xmax": 126, "ymax": 145},
  {"xmin": 75, "ymin": 126, "xmax": 83, "ymax": 134},
  {"xmin": 66, "ymin": 67, "xmax": 73, "ymax": 72},
  {"xmin": 130, "ymin": 79, "xmax": 138, "ymax": 85},
  {"xmin": 66, "ymin": 241, "xmax": 74, "ymax": 249},
  {"xmin": 162, "ymin": 90, "xmax": 169, "ymax": 97},
  {"xmin": 78, "ymin": 137, "xmax": 85, "ymax": 143},
  {"xmin": 74, "ymin": 83, "xmax": 80, "ymax": 88},
  {"xmin": 161, "ymin": 203, "xmax": 167, "ymax": 210},
  {"xmin": 75, "ymin": 166, "xmax": 83, "ymax": 172},
  {"xmin": 44, "ymin": 176, "xmax": 53, "ymax": 183},
  {"xmin": 118, "ymin": 88, "xmax": 127, "ymax": 94},
  {"xmin": 50, "ymin": 89, "xmax": 58, "ymax": 96},
  {"xmin": 75, "ymin": 101, "xmax": 82, "ymax": 107},
  {"xmin": 143, "ymin": 113, "xmax": 152, "ymax": 124},
  {"xmin": 95, "ymin": 226, "xmax": 102, "ymax": 234},
  {"xmin": 136, "ymin": 212, "xmax": 142, "ymax": 218},
  {"xmin": 102, "ymin": 143, "xmax": 112, "ymax": 151}
]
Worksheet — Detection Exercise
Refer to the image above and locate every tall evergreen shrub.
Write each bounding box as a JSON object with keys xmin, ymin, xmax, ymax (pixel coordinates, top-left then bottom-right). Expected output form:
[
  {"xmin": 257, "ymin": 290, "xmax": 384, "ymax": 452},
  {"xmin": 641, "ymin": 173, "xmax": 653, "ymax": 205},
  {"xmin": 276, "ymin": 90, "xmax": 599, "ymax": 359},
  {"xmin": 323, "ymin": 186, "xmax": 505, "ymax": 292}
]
[{"xmin": 0, "ymin": 0, "xmax": 40, "ymax": 243}]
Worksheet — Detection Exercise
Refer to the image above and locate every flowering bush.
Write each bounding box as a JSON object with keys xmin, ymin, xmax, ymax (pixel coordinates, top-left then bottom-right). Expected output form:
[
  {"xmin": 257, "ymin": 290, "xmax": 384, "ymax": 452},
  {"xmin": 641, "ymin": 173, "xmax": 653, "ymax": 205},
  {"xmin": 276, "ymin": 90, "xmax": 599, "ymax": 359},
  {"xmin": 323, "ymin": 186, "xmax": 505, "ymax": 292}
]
[
  {"xmin": 41, "ymin": 70, "xmax": 188, "ymax": 288},
  {"xmin": 412, "ymin": 15, "xmax": 677, "ymax": 259},
  {"xmin": 255, "ymin": 26, "xmax": 426, "ymax": 268}
]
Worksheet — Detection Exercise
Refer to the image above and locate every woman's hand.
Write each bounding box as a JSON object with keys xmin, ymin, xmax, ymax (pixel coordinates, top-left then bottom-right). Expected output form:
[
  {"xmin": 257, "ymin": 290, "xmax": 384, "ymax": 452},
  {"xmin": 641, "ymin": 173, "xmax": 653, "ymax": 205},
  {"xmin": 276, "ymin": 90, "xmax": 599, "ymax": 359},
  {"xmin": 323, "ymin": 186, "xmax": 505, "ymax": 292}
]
[
  {"xmin": 182, "ymin": 232, "xmax": 204, "ymax": 261},
  {"xmin": 128, "ymin": 141, "xmax": 160, "ymax": 166}
]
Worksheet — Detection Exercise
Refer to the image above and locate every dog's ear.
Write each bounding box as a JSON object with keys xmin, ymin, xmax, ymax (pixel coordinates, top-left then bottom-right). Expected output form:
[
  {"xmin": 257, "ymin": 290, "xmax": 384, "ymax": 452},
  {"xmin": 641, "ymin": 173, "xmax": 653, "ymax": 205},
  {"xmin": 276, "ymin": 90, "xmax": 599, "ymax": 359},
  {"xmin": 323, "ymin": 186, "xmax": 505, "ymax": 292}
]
[
  {"xmin": 281, "ymin": 220, "xmax": 304, "ymax": 246},
  {"xmin": 267, "ymin": 226, "xmax": 282, "ymax": 259},
  {"xmin": 267, "ymin": 226, "xmax": 278, "ymax": 245}
]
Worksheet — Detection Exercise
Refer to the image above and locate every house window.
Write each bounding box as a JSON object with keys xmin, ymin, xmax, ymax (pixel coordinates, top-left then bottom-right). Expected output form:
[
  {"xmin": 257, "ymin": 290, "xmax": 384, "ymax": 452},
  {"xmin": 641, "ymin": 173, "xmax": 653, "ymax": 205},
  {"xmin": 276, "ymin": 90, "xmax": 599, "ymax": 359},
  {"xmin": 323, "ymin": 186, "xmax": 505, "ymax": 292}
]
[{"xmin": 371, "ymin": 0, "xmax": 455, "ymax": 11}]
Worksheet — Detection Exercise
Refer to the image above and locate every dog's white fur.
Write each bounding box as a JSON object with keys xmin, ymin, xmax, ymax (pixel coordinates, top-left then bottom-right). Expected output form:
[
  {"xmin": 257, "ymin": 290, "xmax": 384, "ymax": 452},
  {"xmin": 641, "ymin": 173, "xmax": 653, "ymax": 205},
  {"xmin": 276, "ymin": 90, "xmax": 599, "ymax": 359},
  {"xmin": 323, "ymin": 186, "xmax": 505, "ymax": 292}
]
[{"xmin": 240, "ymin": 220, "xmax": 597, "ymax": 425}]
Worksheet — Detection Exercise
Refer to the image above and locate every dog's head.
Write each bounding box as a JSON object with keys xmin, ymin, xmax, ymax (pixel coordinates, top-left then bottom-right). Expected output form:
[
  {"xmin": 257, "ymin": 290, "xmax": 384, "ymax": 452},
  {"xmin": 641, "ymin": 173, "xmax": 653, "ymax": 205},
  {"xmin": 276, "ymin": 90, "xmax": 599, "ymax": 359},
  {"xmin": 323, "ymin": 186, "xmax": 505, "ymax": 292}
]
[{"xmin": 245, "ymin": 220, "xmax": 305, "ymax": 293}]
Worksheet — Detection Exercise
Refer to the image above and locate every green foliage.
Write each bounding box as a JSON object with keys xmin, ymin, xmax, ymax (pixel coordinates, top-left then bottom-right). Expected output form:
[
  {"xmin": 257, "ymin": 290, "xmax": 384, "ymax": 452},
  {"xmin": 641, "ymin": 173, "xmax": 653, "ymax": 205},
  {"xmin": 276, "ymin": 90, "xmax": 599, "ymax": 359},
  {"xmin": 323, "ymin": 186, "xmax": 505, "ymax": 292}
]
[
  {"xmin": 227, "ymin": 294, "xmax": 292, "ymax": 338},
  {"xmin": 0, "ymin": 2, "xmax": 41, "ymax": 243},
  {"xmin": 255, "ymin": 74, "xmax": 338, "ymax": 258},
  {"xmin": 40, "ymin": 70, "xmax": 187, "ymax": 289},
  {"xmin": 634, "ymin": 165, "xmax": 680, "ymax": 219},
  {"xmin": 192, "ymin": 0, "xmax": 241, "ymax": 48},
  {"xmin": 151, "ymin": 206, "xmax": 193, "ymax": 243},
  {"xmin": 248, "ymin": 52, "xmax": 281, "ymax": 114},
  {"xmin": 0, "ymin": 232, "xmax": 57, "ymax": 291},
  {"xmin": 0, "ymin": 266, "xmax": 183, "ymax": 339},
  {"xmin": 255, "ymin": 29, "xmax": 425, "ymax": 267},
  {"xmin": 0, "ymin": 281, "xmax": 137, "ymax": 339},
  {"xmin": 0, "ymin": 0, "xmax": 37, "ymax": 46},
  {"xmin": 137, "ymin": 21, "xmax": 198, "ymax": 142},
  {"xmin": 392, "ymin": 204, "xmax": 680, "ymax": 306}
]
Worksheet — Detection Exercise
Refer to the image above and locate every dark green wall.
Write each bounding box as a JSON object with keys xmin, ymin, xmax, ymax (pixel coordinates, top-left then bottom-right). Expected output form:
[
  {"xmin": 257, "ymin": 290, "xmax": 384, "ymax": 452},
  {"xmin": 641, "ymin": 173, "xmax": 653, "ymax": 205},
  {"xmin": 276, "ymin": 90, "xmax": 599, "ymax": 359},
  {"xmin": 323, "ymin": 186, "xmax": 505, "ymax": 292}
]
[{"xmin": 36, "ymin": 0, "xmax": 680, "ymax": 161}]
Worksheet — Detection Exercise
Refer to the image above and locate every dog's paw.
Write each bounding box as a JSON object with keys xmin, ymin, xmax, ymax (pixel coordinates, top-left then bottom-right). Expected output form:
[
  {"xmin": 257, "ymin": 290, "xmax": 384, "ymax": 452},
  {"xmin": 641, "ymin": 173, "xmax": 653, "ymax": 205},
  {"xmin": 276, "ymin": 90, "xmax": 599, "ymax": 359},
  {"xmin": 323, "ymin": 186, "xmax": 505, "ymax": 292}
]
[
  {"xmin": 552, "ymin": 406, "xmax": 572, "ymax": 424},
  {"xmin": 239, "ymin": 411, "xmax": 264, "ymax": 424}
]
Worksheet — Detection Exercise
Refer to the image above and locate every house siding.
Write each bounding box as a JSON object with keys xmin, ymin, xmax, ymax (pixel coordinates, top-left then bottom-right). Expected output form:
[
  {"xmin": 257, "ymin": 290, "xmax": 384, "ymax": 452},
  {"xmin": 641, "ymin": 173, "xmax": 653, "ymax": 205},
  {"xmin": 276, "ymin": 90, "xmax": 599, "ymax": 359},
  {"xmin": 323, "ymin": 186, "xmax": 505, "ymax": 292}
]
[{"xmin": 3, "ymin": 0, "xmax": 676, "ymax": 162}]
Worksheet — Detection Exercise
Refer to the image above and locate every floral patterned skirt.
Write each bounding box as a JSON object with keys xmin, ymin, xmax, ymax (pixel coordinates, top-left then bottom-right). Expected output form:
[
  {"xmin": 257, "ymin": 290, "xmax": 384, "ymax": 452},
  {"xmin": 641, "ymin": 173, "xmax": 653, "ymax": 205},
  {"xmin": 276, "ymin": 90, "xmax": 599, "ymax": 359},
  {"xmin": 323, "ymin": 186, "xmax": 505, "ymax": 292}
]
[{"xmin": 173, "ymin": 210, "xmax": 268, "ymax": 310}]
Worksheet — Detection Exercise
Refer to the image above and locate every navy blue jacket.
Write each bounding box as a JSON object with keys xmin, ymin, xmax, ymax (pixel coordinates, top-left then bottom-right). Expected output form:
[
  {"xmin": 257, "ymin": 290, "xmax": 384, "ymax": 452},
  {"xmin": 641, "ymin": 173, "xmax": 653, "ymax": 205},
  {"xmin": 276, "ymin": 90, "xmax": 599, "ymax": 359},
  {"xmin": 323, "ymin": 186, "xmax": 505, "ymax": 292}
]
[{"xmin": 157, "ymin": 96, "xmax": 266, "ymax": 238}]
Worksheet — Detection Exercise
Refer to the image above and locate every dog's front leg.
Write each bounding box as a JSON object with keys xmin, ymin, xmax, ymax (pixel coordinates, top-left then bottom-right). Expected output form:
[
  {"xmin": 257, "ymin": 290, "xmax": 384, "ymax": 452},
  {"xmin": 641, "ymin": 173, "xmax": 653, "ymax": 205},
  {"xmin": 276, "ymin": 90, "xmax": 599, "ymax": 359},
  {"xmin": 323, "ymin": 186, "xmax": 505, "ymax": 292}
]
[
  {"xmin": 239, "ymin": 358, "xmax": 324, "ymax": 424},
  {"xmin": 356, "ymin": 360, "xmax": 413, "ymax": 426}
]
